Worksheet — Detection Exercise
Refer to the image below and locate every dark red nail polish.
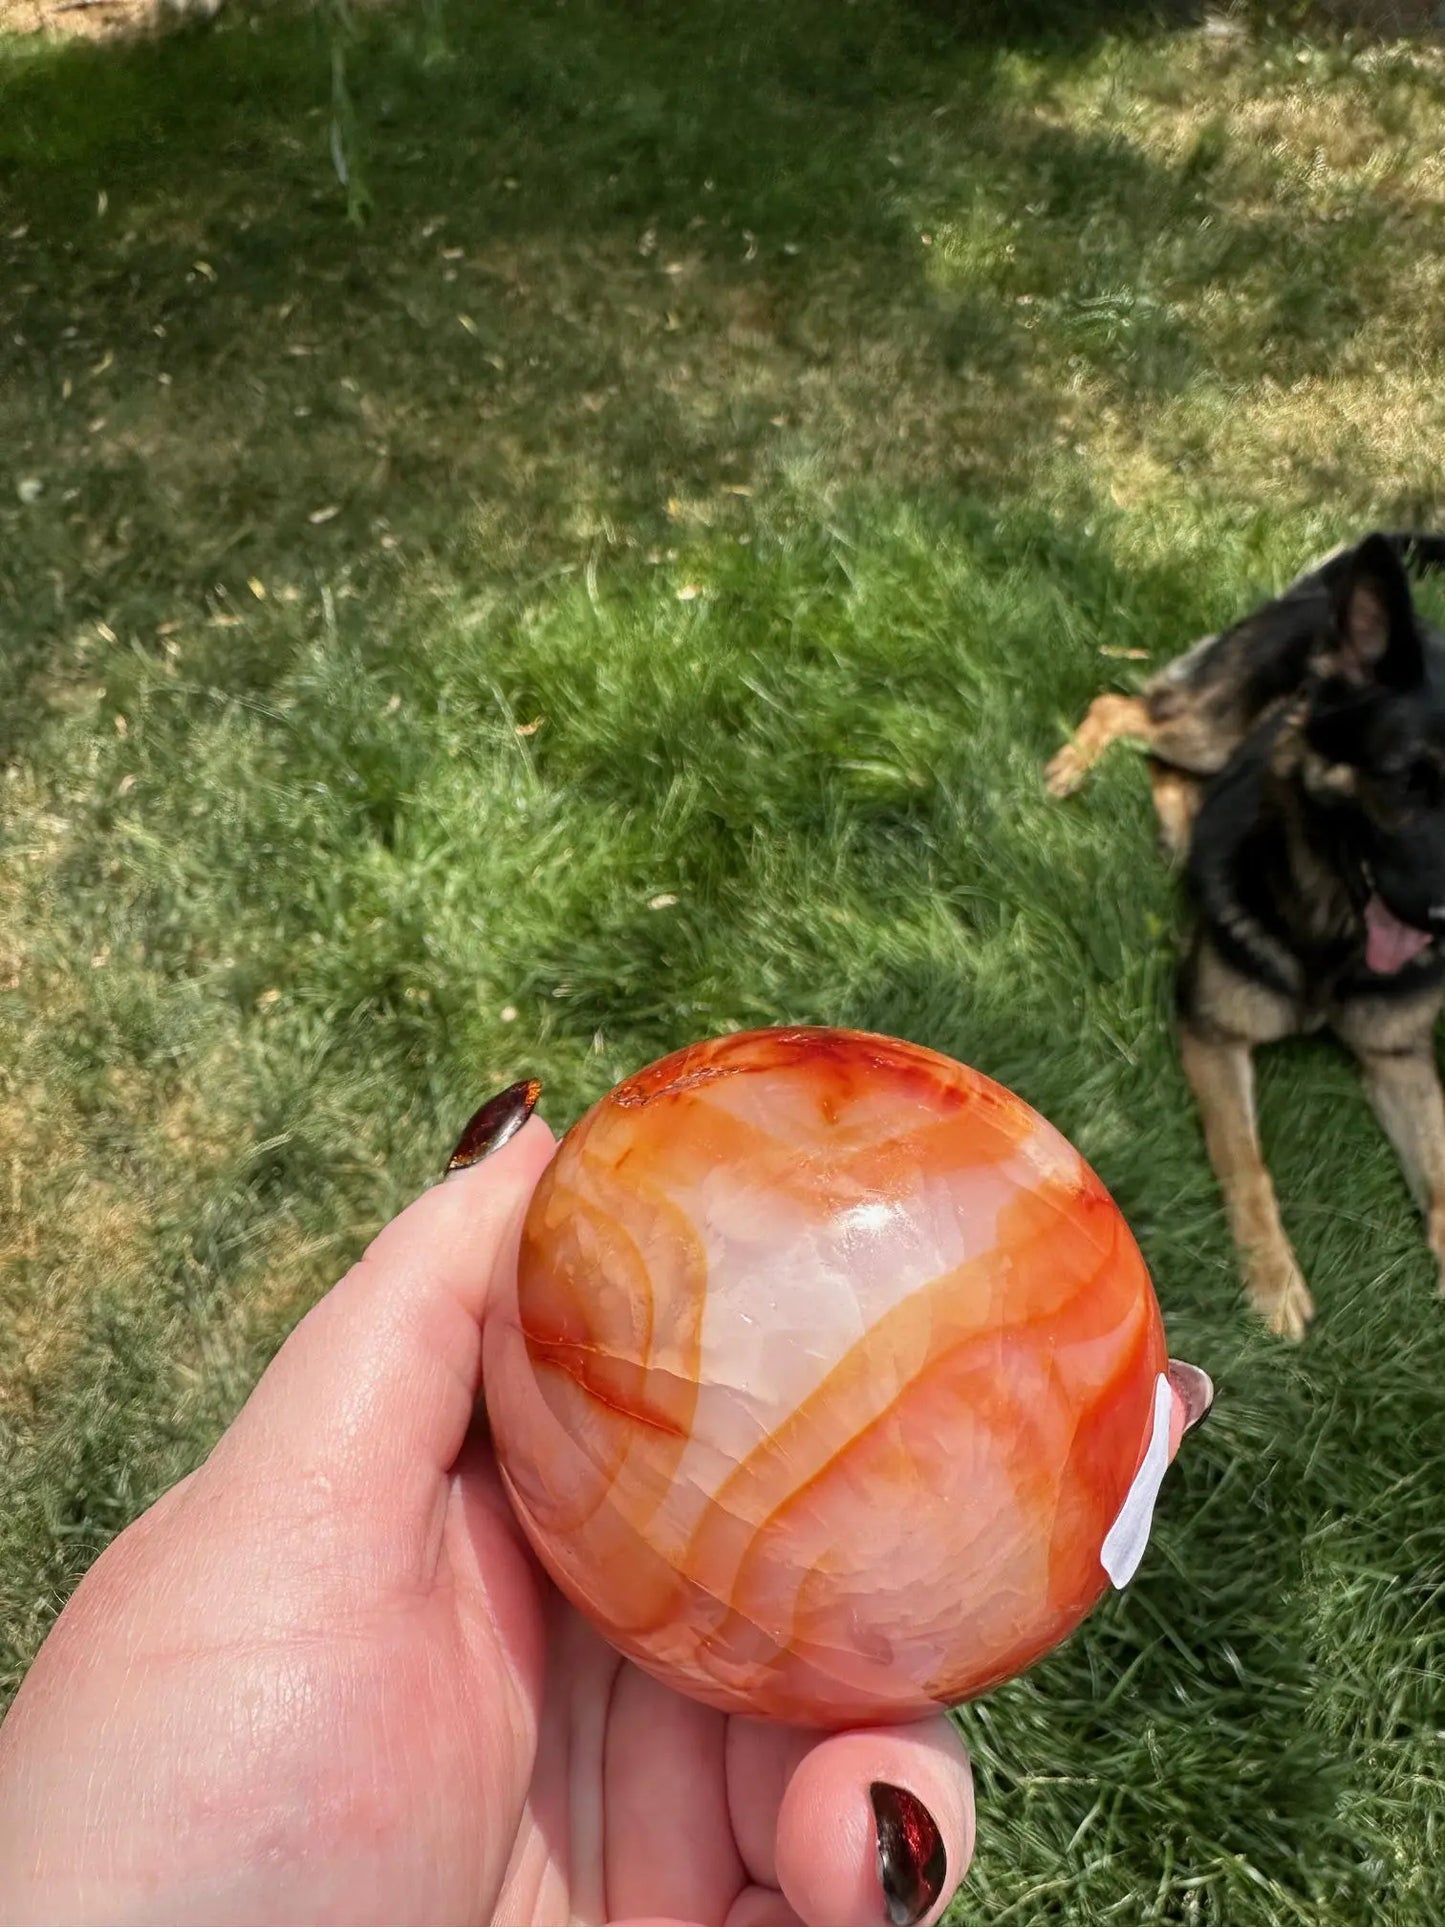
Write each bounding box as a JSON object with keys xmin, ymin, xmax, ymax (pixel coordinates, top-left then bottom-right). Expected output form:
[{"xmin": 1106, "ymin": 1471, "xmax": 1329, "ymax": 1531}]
[
  {"xmin": 870, "ymin": 1781, "xmax": 947, "ymax": 1926},
  {"xmin": 445, "ymin": 1079, "xmax": 541, "ymax": 1174}
]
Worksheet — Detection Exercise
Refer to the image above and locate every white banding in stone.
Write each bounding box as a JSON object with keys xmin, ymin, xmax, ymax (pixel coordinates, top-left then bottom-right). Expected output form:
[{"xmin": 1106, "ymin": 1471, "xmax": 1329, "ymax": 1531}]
[{"xmin": 1099, "ymin": 1372, "xmax": 1173, "ymax": 1590}]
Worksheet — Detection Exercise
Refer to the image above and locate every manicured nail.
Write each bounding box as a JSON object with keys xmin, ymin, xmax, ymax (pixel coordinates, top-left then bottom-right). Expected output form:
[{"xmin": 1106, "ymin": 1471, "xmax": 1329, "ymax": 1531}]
[
  {"xmin": 1168, "ymin": 1358, "xmax": 1215, "ymax": 1434},
  {"xmin": 870, "ymin": 1781, "xmax": 947, "ymax": 1927},
  {"xmin": 444, "ymin": 1079, "xmax": 541, "ymax": 1175}
]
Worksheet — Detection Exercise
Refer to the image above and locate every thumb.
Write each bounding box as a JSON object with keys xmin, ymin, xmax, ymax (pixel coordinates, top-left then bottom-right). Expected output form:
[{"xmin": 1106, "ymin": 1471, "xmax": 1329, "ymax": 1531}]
[{"xmin": 208, "ymin": 1096, "xmax": 555, "ymax": 1518}]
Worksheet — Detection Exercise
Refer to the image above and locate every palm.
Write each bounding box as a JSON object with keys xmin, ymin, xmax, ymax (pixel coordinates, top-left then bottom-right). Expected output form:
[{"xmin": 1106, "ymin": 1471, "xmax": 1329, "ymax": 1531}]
[{"xmin": 0, "ymin": 1125, "xmax": 971, "ymax": 1927}]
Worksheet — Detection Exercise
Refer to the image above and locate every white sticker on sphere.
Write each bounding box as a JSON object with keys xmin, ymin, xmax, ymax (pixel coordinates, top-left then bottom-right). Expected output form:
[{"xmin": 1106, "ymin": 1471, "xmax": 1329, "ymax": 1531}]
[{"xmin": 1100, "ymin": 1372, "xmax": 1173, "ymax": 1590}]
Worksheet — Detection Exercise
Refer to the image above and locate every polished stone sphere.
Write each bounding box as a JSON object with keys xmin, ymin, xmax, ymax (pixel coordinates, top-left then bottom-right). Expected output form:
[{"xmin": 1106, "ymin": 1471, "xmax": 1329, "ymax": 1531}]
[{"xmin": 485, "ymin": 1026, "xmax": 1171, "ymax": 1726}]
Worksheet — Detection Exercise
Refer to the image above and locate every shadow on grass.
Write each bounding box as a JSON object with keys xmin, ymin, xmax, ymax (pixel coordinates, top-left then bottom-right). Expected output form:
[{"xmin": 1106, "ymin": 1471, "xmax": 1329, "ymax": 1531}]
[
  {"xmin": 901, "ymin": 0, "xmax": 1205, "ymax": 41},
  {"xmin": 4, "ymin": 0, "xmax": 1383, "ymax": 762}
]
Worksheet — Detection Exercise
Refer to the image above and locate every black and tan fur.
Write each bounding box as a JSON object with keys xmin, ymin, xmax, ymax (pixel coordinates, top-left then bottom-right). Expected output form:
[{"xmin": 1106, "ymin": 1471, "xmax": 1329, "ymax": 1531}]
[{"xmin": 1048, "ymin": 533, "xmax": 1445, "ymax": 1338}]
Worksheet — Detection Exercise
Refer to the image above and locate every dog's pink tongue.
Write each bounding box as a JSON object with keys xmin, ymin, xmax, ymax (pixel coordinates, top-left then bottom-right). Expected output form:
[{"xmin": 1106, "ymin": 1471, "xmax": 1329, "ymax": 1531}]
[{"xmin": 1365, "ymin": 894, "xmax": 1434, "ymax": 974}]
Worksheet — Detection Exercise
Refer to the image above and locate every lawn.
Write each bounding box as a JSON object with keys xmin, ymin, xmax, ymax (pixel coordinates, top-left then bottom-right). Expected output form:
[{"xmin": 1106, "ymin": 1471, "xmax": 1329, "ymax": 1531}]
[{"xmin": 2, "ymin": 1, "xmax": 1444, "ymax": 1918}]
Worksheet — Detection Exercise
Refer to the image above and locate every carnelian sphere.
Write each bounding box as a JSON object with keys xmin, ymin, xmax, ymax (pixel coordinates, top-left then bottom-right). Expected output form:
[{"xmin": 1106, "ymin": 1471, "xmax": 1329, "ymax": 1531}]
[{"xmin": 484, "ymin": 1026, "xmax": 1168, "ymax": 1727}]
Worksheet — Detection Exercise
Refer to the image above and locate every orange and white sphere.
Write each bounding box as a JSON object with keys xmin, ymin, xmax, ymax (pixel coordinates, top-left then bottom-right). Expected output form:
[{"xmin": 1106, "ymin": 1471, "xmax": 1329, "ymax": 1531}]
[{"xmin": 484, "ymin": 1026, "xmax": 1171, "ymax": 1727}]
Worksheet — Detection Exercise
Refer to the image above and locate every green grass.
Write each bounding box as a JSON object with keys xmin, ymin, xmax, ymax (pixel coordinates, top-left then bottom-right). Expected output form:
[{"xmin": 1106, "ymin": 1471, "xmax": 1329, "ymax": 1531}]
[{"xmin": 3, "ymin": 1, "xmax": 1445, "ymax": 1919}]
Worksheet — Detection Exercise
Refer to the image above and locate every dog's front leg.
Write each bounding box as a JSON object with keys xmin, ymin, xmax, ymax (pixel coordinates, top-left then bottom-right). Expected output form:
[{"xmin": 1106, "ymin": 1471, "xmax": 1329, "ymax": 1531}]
[
  {"xmin": 1145, "ymin": 761, "xmax": 1203, "ymax": 863},
  {"xmin": 1178, "ymin": 1024, "xmax": 1316, "ymax": 1339},
  {"xmin": 1352, "ymin": 1044, "xmax": 1445, "ymax": 1298}
]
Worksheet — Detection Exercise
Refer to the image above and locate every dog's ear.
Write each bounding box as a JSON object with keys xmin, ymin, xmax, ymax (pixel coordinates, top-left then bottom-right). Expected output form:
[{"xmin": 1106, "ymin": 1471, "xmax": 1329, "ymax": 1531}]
[{"xmin": 1323, "ymin": 533, "xmax": 1422, "ymax": 689}]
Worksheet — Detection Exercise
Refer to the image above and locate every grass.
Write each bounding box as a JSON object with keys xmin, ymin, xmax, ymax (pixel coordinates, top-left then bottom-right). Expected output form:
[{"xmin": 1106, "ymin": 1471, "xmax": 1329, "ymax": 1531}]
[{"xmin": 2, "ymin": 0, "xmax": 1445, "ymax": 1918}]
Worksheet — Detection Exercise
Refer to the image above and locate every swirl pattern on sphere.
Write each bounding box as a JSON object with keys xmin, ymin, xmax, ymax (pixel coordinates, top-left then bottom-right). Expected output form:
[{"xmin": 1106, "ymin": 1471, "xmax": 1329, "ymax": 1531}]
[{"xmin": 486, "ymin": 1027, "xmax": 1166, "ymax": 1726}]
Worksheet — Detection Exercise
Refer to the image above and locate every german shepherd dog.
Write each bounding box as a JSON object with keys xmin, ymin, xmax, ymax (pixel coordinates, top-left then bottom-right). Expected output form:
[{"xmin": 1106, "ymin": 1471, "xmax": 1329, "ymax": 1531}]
[{"xmin": 1047, "ymin": 532, "xmax": 1445, "ymax": 1339}]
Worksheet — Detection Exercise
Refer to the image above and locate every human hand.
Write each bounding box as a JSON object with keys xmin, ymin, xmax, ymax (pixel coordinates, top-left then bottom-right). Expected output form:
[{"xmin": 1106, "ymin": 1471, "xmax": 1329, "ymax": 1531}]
[{"xmin": 0, "ymin": 1084, "xmax": 974, "ymax": 1927}]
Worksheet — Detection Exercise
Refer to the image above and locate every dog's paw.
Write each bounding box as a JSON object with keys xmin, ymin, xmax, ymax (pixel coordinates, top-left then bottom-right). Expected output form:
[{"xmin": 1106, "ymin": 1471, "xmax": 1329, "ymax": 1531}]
[
  {"xmin": 1424, "ymin": 1209, "xmax": 1445, "ymax": 1299},
  {"xmin": 1267, "ymin": 1281, "xmax": 1315, "ymax": 1342},
  {"xmin": 1044, "ymin": 742, "xmax": 1088, "ymax": 798},
  {"xmin": 1249, "ymin": 1254, "xmax": 1315, "ymax": 1342}
]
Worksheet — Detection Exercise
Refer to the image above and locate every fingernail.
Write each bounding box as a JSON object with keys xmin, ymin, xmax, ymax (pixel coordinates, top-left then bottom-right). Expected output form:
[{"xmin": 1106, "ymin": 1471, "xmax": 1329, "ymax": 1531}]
[
  {"xmin": 444, "ymin": 1079, "xmax": 541, "ymax": 1175},
  {"xmin": 870, "ymin": 1782, "xmax": 947, "ymax": 1927},
  {"xmin": 1167, "ymin": 1358, "xmax": 1215, "ymax": 1434}
]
